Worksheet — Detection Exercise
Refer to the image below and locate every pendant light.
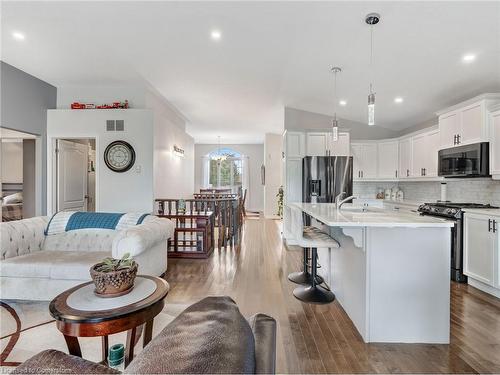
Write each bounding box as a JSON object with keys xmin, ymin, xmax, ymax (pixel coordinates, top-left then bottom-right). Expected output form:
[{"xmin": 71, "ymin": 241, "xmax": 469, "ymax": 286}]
[
  {"xmin": 365, "ymin": 12, "xmax": 380, "ymax": 126},
  {"xmin": 330, "ymin": 67, "xmax": 342, "ymax": 141}
]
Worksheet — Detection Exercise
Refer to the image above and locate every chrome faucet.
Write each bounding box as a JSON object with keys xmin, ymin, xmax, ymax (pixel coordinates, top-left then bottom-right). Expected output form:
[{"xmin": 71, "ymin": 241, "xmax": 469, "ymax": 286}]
[{"xmin": 335, "ymin": 192, "xmax": 357, "ymax": 209}]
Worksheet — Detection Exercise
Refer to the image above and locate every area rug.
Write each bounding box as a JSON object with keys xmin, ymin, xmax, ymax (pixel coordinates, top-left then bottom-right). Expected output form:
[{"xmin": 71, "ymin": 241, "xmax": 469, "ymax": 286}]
[{"xmin": 0, "ymin": 299, "xmax": 187, "ymax": 372}]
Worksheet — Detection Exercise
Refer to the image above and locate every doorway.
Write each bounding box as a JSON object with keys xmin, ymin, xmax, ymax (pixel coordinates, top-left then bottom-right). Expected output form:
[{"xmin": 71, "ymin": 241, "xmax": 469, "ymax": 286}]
[
  {"xmin": 54, "ymin": 138, "xmax": 96, "ymax": 212},
  {"xmin": 0, "ymin": 127, "xmax": 41, "ymax": 221}
]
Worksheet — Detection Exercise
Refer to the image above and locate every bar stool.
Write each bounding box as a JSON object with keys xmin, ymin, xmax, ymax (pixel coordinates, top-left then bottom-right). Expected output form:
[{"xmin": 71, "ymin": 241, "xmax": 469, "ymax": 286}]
[
  {"xmin": 288, "ymin": 207, "xmax": 339, "ymax": 304},
  {"xmin": 288, "ymin": 227, "xmax": 324, "ymax": 285}
]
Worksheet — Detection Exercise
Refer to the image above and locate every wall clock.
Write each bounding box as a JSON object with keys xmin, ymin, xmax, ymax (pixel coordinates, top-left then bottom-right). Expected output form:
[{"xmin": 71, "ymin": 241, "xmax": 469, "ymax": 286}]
[{"xmin": 104, "ymin": 140, "xmax": 136, "ymax": 173}]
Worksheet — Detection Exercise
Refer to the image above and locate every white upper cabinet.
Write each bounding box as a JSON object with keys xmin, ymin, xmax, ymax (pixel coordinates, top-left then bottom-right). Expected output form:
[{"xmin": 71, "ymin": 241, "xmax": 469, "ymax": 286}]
[
  {"xmin": 411, "ymin": 134, "xmax": 427, "ymax": 177},
  {"xmin": 286, "ymin": 131, "xmax": 305, "ymax": 158},
  {"xmin": 351, "ymin": 143, "xmax": 378, "ymax": 179},
  {"xmin": 305, "ymin": 131, "xmax": 350, "ymax": 156},
  {"xmin": 306, "ymin": 132, "xmax": 329, "ymax": 156},
  {"xmin": 437, "ymin": 95, "xmax": 500, "ymax": 149},
  {"xmin": 425, "ymin": 130, "xmax": 440, "ymax": 177},
  {"xmin": 439, "ymin": 112, "xmax": 460, "ymax": 149},
  {"xmin": 461, "ymin": 102, "xmax": 483, "ymax": 144},
  {"xmin": 329, "ymin": 132, "xmax": 350, "ymax": 156},
  {"xmin": 399, "ymin": 137, "xmax": 412, "ymax": 178},
  {"xmin": 490, "ymin": 109, "xmax": 500, "ymax": 178},
  {"xmin": 351, "ymin": 143, "xmax": 363, "ymax": 179},
  {"xmin": 377, "ymin": 141, "xmax": 399, "ymax": 179},
  {"xmin": 411, "ymin": 130, "xmax": 439, "ymax": 177}
]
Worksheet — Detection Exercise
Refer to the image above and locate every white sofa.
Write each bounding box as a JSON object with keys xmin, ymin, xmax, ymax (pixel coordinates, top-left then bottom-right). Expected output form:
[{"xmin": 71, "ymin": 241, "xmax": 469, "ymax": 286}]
[{"xmin": 0, "ymin": 215, "xmax": 174, "ymax": 301}]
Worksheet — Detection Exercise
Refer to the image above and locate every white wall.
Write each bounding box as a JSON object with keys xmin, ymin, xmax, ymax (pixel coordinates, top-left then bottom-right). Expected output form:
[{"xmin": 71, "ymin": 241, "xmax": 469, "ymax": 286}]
[
  {"xmin": 194, "ymin": 144, "xmax": 264, "ymax": 212},
  {"xmin": 145, "ymin": 90, "xmax": 194, "ymax": 199},
  {"xmin": 47, "ymin": 109, "xmax": 154, "ymax": 214},
  {"xmin": 1, "ymin": 140, "xmax": 23, "ymax": 183},
  {"xmin": 264, "ymin": 133, "xmax": 283, "ymax": 218}
]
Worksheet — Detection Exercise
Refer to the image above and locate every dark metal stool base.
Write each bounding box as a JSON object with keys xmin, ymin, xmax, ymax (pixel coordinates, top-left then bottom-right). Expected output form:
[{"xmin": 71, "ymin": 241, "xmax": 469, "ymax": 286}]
[
  {"xmin": 288, "ymin": 271, "xmax": 324, "ymax": 285},
  {"xmin": 293, "ymin": 285, "xmax": 335, "ymax": 304}
]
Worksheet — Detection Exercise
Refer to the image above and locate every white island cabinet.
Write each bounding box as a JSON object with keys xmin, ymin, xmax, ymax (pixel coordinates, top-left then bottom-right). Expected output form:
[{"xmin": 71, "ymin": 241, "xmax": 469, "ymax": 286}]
[{"xmin": 285, "ymin": 203, "xmax": 453, "ymax": 344}]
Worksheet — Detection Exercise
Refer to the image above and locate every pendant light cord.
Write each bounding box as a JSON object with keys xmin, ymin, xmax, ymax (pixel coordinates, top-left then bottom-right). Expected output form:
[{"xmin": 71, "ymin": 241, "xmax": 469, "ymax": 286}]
[{"xmin": 370, "ymin": 24, "xmax": 374, "ymax": 94}]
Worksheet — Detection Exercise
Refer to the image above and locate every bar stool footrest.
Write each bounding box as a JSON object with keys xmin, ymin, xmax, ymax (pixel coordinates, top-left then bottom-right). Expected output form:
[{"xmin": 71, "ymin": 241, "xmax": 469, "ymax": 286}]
[{"xmin": 288, "ymin": 271, "xmax": 324, "ymax": 285}]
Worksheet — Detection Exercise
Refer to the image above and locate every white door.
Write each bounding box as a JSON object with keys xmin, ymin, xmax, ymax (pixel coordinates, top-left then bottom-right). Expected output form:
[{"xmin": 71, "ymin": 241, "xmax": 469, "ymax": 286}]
[
  {"xmin": 306, "ymin": 132, "xmax": 328, "ymax": 156},
  {"xmin": 377, "ymin": 141, "xmax": 399, "ymax": 179},
  {"xmin": 490, "ymin": 110, "xmax": 500, "ymax": 176},
  {"xmin": 460, "ymin": 103, "xmax": 483, "ymax": 145},
  {"xmin": 57, "ymin": 139, "xmax": 88, "ymax": 212},
  {"xmin": 439, "ymin": 112, "xmax": 459, "ymax": 149},
  {"xmin": 329, "ymin": 132, "xmax": 350, "ymax": 156},
  {"xmin": 399, "ymin": 138, "xmax": 412, "ymax": 178},
  {"xmin": 464, "ymin": 213, "xmax": 495, "ymax": 286},
  {"xmin": 362, "ymin": 143, "xmax": 378, "ymax": 178}
]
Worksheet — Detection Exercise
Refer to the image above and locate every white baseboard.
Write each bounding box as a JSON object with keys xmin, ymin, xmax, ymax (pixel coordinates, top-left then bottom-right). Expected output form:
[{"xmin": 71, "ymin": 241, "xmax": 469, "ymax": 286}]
[{"xmin": 468, "ymin": 278, "xmax": 500, "ymax": 298}]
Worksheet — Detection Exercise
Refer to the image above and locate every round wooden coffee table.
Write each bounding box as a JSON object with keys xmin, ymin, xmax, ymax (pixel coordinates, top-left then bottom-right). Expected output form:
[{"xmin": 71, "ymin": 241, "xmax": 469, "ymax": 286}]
[{"xmin": 49, "ymin": 275, "xmax": 169, "ymax": 367}]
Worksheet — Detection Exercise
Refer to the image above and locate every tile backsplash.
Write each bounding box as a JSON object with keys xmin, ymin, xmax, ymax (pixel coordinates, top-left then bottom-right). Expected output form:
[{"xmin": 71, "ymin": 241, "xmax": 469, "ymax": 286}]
[{"xmin": 353, "ymin": 178, "xmax": 500, "ymax": 206}]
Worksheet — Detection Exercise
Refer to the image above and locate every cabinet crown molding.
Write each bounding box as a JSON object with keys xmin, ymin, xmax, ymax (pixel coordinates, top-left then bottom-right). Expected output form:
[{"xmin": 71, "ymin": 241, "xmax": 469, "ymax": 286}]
[{"xmin": 436, "ymin": 93, "xmax": 500, "ymax": 116}]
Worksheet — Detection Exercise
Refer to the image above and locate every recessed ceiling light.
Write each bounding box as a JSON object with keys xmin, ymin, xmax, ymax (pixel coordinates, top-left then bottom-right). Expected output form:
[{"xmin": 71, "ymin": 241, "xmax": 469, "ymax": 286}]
[
  {"xmin": 462, "ymin": 54, "xmax": 476, "ymax": 63},
  {"xmin": 339, "ymin": 100, "xmax": 347, "ymax": 106},
  {"xmin": 394, "ymin": 97, "xmax": 404, "ymax": 103},
  {"xmin": 12, "ymin": 31, "xmax": 25, "ymax": 41},
  {"xmin": 211, "ymin": 30, "xmax": 221, "ymax": 41}
]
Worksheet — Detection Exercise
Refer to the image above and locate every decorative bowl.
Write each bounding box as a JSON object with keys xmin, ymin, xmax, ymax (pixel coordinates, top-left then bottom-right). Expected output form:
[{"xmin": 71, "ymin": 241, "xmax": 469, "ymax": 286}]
[{"xmin": 90, "ymin": 262, "xmax": 138, "ymax": 298}]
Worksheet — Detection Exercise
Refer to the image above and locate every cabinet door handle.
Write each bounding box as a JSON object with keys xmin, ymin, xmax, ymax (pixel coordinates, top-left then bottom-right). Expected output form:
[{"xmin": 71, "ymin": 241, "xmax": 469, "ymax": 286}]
[
  {"xmin": 453, "ymin": 135, "xmax": 456, "ymax": 145},
  {"xmin": 494, "ymin": 220, "xmax": 497, "ymax": 233},
  {"xmin": 423, "ymin": 168, "xmax": 426, "ymax": 176},
  {"xmin": 395, "ymin": 170, "xmax": 398, "ymax": 178},
  {"xmin": 488, "ymin": 219, "xmax": 492, "ymax": 232},
  {"xmin": 406, "ymin": 169, "xmax": 409, "ymax": 177},
  {"xmin": 457, "ymin": 134, "xmax": 461, "ymax": 145}
]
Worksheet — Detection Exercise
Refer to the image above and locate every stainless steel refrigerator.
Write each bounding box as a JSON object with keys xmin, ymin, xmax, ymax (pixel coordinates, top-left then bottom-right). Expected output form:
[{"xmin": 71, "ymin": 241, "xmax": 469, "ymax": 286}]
[{"xmin": 302, "ymin": 156, "xmax": 353, "ymax": 203}]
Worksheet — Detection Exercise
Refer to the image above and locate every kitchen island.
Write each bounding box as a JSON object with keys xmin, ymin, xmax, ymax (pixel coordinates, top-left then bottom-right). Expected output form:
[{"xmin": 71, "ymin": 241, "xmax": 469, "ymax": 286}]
[{"xmin": 286, "ymin": 203, "xmax": 454, "ymax": 344}]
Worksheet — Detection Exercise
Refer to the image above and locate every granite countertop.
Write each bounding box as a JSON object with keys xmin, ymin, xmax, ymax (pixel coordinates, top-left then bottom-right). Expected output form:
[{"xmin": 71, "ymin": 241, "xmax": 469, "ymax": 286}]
[{"xmin": 289, "ymin": 202, "xmax": 454, "ymax": 228}]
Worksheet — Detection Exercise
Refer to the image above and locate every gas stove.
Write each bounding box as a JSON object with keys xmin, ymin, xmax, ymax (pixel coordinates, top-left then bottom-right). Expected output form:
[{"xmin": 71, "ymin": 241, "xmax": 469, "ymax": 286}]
[{"xmin": 418, "ymin": 202, "xmax": 499, "ymax": 219}]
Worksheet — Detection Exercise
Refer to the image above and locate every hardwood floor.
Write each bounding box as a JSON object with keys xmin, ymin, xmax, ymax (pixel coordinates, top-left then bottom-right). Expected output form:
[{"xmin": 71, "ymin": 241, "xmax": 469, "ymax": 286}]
[{"xmin": 164, "ymin": 217, "xmax": 500, "ymax": 374}]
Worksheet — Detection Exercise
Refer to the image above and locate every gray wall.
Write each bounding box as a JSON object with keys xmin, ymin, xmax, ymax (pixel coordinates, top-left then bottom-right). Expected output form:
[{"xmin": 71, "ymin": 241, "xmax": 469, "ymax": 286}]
[
  {"xmin": 285, "ymin": 107, "xmax": 400, "ymax": 140},
  {"xmin": 1, "ymin": 62, "xmax": 57, "ymax": 213},
  {"xmin": 398, "ymin": 117, "xmax": 438, "ymax": 137}
]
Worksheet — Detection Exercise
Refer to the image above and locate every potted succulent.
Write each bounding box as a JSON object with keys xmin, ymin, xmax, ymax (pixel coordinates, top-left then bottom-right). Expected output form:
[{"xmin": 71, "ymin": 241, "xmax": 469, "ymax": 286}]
[{"xmin": 90, "ymin": 253, "xmax": 138, "ymax": 297}]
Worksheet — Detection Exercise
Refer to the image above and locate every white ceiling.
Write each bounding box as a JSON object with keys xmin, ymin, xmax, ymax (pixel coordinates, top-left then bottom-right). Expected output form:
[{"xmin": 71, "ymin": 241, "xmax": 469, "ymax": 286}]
[{"xmin": 2, "ymin": 1, "xmax": 500, "ymax": 143}]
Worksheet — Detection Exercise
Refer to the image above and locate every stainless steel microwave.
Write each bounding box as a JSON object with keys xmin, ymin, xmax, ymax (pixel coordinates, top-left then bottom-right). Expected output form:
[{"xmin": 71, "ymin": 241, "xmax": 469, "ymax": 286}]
[{"xmin": 438, "ymin": 142, "xmax": 489, "ymax": 178}]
